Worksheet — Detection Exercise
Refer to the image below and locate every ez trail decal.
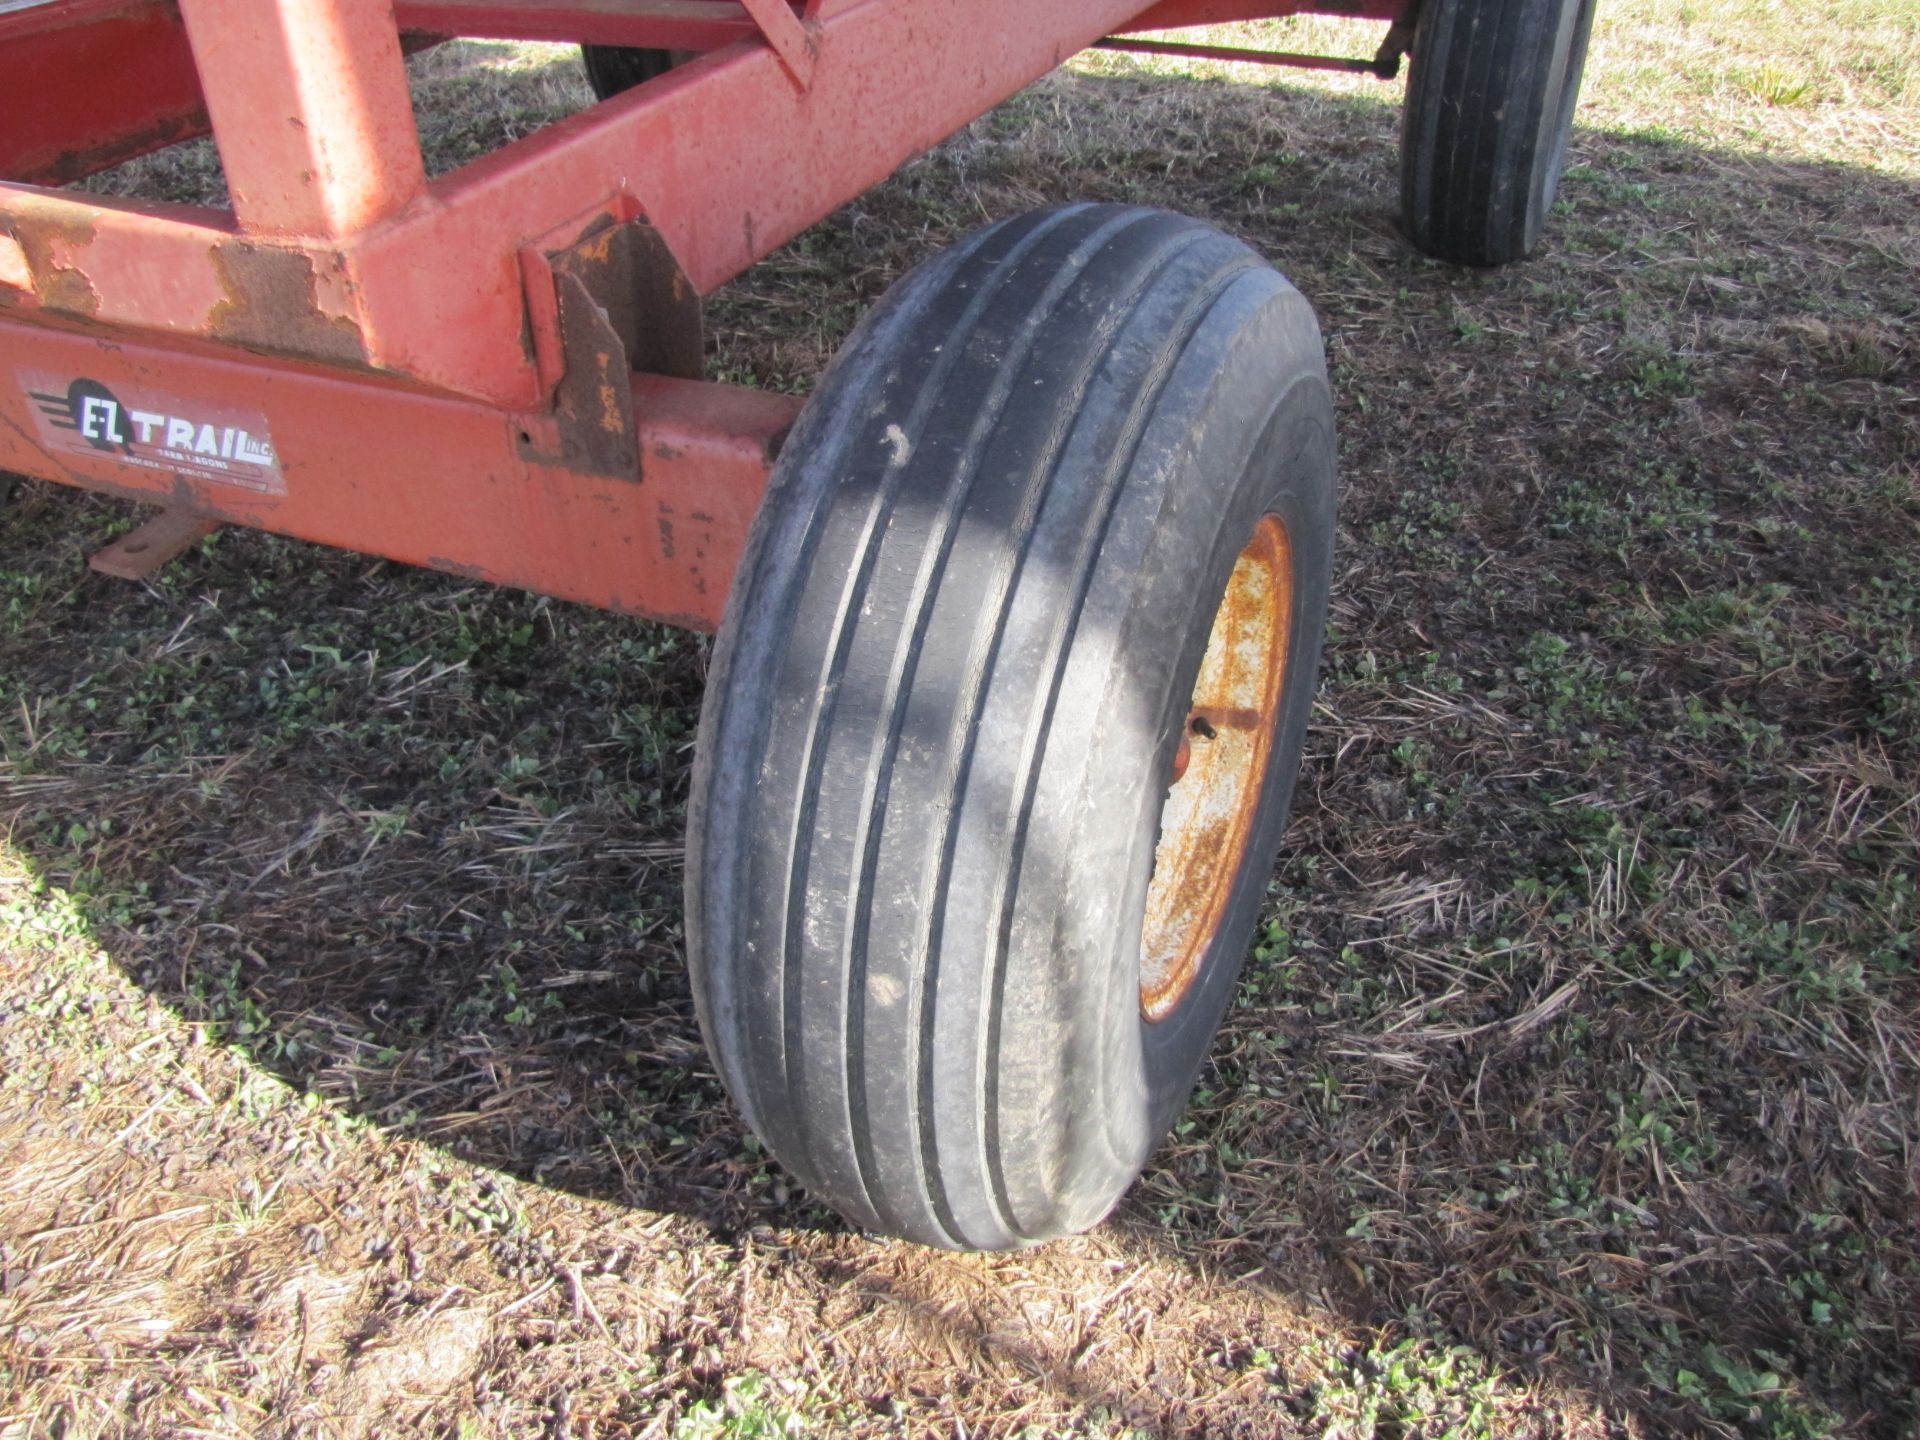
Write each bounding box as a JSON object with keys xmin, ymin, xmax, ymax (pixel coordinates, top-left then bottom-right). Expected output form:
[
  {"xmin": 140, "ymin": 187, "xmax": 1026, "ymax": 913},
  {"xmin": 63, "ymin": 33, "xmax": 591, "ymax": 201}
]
[{"xmin": 18, "ymin": 372, "xmax": 284, "ymax": 495}]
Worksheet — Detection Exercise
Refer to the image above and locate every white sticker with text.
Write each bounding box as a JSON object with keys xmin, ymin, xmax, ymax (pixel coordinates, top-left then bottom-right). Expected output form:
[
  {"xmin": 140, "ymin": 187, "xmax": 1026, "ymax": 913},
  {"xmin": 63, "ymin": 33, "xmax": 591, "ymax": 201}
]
[{"xmin": 18, "ymin": 370, "xmax": 284, "ymax": 494}]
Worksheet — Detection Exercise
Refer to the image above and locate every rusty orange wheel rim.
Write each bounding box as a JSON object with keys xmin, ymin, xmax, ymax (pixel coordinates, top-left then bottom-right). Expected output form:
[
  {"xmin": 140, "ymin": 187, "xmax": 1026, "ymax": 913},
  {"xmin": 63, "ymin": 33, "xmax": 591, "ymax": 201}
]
[{"xmin": 1140, "ymin": 514, "xmax": 1294, "ymax": 1024}]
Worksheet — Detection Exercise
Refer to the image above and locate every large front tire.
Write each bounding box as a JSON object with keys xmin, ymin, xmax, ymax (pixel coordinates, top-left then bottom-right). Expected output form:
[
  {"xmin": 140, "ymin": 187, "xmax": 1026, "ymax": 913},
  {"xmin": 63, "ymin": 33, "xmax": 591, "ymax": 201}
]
[
  {"xmin": 687, "ymin": 204, "xmax": 1335, "ymax": 1249},
  {"xmin": 1400, "ymin": 0, "xmax": 1599, "ymax": 266}
]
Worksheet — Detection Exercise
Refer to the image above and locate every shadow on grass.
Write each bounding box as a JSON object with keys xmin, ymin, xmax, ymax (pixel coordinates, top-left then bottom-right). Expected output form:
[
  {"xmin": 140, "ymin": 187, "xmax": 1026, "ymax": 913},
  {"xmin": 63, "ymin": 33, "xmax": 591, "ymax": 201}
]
[{"xmin": 7, "ymin": 53, "xmax": 1917, "ymax": 1440}]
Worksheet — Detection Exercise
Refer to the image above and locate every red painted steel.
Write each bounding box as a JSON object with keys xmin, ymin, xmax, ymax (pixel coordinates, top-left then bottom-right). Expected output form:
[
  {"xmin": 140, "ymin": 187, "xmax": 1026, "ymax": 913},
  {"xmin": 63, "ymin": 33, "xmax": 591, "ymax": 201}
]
[
  {"xmin": 177, "ymin": 0, "xmax": 427, "ymax": 239},
  {"xmin": 0, "ymin": 315, "xmax": 796, "ymax": 629},
  {"xmin": 0, "ymin": 0, "xmax": 1392, "ymax": 626},
  {"xmin": 0, "ymin": 0, "xmax": 135, "ymax": 34},
  {"xmin": 0, "ymin": 188, "xmax": 238, "ymax": 325},
  {"xmin": 734, "ymin": 0, "xmax": 817, "ymax": 87},
  {"xmin": 0, "ymin": 1, "xmax": 208, "ymax": 184},
  {"xmin": 3, "ymin": 0, "xmax": 1187, "ymax": 406}
]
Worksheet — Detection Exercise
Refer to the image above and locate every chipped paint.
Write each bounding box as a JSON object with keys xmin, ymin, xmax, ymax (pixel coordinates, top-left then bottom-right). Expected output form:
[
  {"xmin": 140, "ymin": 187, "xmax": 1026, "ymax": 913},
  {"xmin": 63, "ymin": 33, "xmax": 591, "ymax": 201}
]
[
  {"xmin": 3, "ymin": 208, "xmax": 100, "ymax": 317},
  {"xmin": 208, "ymin": 242, "xmax": 367, "ymax": 366}
]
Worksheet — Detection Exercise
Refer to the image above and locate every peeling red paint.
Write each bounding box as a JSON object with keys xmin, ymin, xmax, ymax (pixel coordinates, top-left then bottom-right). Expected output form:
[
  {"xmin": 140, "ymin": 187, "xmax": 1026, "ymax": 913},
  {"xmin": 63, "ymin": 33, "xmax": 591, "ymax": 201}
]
[{"xmin": 5, "ymin": 209, "xmax": 100, "ymax": 317}]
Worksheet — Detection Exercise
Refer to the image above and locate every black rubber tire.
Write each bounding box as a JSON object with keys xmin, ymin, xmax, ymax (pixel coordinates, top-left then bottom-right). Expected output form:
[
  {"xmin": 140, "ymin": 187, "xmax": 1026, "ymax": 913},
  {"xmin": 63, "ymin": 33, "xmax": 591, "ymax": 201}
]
[
  {"xmin": 580, "ymin": 45, "xmax": 689, "ymax": 102},
  {"xmin": 1400, "ymin": 0, "xmax": 1599, "ymax": 266},
  {"xmin": 686, "ymin": 204, "xmax": 1335, "ymax": 1249}
]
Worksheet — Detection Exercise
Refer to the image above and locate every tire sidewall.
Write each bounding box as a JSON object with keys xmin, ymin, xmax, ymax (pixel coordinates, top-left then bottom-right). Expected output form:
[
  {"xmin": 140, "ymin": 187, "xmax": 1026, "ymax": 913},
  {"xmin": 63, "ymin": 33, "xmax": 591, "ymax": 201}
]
[
  {"xmin": 690, "ymin": 207, "xmax": 1337, "ymax": 1246},
  {"xmin": 1138, "ymin": 385, "xmax": 1334, "ymax": 1138},
  {"xmin": 1024, "ymin": 278, "xmax": 1334, "ymax": 1229},
  {"xmin": 1523, "ymin": 0, "xmax": 1602, "ymax": 250}
]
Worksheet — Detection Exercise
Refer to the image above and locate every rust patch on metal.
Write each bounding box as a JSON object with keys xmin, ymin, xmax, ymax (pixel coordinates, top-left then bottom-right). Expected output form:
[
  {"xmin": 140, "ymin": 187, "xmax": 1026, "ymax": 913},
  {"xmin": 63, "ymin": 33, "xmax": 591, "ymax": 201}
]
[
  {"xmin": 208, "ymin": 243, "xmax": 366, "ymax": 366},
  {"xmin": 594, "ymin": 350, "xmax": 624, "ymax": 432},
  {"xmin": 38, "ymin": 266, "xmax": 98, "ymax": 314},
  {"xmin": 520, "ymin": 215, "xmax": 704, "ymax": 481},
  {"xmin": 552, "ymin": 216, "xmax": 703, "ymax": 383},
  {"xmin": 536, "ymin": 269, "xmax": 638, "ymax": 478},
  {"xmin": 1189, "ymin": 705, "xmax": 1265, "ymax": 731},
  {"xmin": 1140, "ymin": 514, "xmax": 1296, "ymax": 1024},
  {"xmin": 3, "ymin": 210, "xmax": 100, "ymax": 316}
]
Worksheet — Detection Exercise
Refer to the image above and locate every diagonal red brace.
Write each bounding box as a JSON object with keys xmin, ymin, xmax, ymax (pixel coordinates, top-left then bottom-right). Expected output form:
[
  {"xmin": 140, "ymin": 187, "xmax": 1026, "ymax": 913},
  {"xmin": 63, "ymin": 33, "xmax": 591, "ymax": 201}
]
[{"xmin": 739, "ymin": 0, "xmax": 815, "ymax": 88}]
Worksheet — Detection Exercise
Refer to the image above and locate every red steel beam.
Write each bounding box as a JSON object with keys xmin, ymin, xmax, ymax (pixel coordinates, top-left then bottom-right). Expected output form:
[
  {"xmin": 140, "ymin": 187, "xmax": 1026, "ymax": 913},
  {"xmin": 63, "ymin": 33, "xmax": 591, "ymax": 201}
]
[
  {"xmin": 735, "ymin": 0, "xmax": 816, "ymax": 87},
  {"xmin": 2, "ymin": 0, "xmax": 1190, "ymax": 407},
  {"xmin": 0, "ymin": 0, "xmax": 1403, "ymax": 399},
  {"xmin": 176, "ymin": 0, "xmax": 427, "ymax": 239},
  {"xmin": 0, "ymin": 1, "xmax": 208, "ymax": 185},
  {"xmin": 0, "ymin": 0, "xmax": 1405, "ymax": 190},
  {"xmin": 0, "ymin": 0, "xmax": 1396, "ymax": 628},
  {"xmin": 0, "ymin": 315, "xmax": 797, "ymax": 629}
]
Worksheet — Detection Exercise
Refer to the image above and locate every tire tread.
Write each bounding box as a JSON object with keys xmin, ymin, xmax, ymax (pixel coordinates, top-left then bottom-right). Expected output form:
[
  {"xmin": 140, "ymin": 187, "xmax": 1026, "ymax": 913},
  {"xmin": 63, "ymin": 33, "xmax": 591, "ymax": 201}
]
[
  {"xmin": 1401, "ymin": 0, "xmax": 1595, "ymax": 265},
  {"xmin": 688, "ymin": 204, "xmax": 1333, "ymax": 1248}
]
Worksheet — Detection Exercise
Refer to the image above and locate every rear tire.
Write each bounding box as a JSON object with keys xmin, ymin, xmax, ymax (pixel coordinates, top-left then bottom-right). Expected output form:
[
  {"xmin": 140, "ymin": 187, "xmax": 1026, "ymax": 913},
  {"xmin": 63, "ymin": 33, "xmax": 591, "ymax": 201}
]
[
  {"xmin": 580, "ymin": 44, "xmax": 689, "ymax": 102},
  {"xmin": 687, "ymin": 204, "xmax": 1335, "ymax": 1249},
  {"xmin": 1400, "ymin": 0, "xmax": 1598, "ymax": 265}
]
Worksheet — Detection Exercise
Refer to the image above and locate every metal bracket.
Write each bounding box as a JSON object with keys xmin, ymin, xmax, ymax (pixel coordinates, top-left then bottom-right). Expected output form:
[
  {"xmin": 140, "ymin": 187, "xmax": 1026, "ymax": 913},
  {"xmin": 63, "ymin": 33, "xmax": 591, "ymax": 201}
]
[
  {"xmin": 89, "ymin": 508, "xmax": 221, "ymax": 580},
  {"xmin": 1370, "ymin": 11, "xmax": 1416, "ymax": 81},
  {"xmin": 518, "ymin": 202, "xmax": 704, "ymax": 481}
]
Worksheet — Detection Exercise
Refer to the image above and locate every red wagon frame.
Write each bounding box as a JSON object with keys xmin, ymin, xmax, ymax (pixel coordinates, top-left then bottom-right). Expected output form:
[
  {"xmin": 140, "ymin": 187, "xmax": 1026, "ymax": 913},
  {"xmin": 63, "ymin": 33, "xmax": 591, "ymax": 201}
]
[
  {"xmin": 1, "ymin": 0, "xmax": 1613, "ymax": 1249},
  {"xmin": 0, "ymin": 0, "xmax": 1405, "ymax": 627}
]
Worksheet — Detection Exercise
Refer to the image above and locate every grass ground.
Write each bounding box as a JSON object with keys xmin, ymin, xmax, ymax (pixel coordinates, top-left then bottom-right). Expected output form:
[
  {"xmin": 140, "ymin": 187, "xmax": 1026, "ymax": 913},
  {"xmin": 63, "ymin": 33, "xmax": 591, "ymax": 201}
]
[{"xmin": 3, "ymin": 2, "xmax": 1915, "ymax": 1436}]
